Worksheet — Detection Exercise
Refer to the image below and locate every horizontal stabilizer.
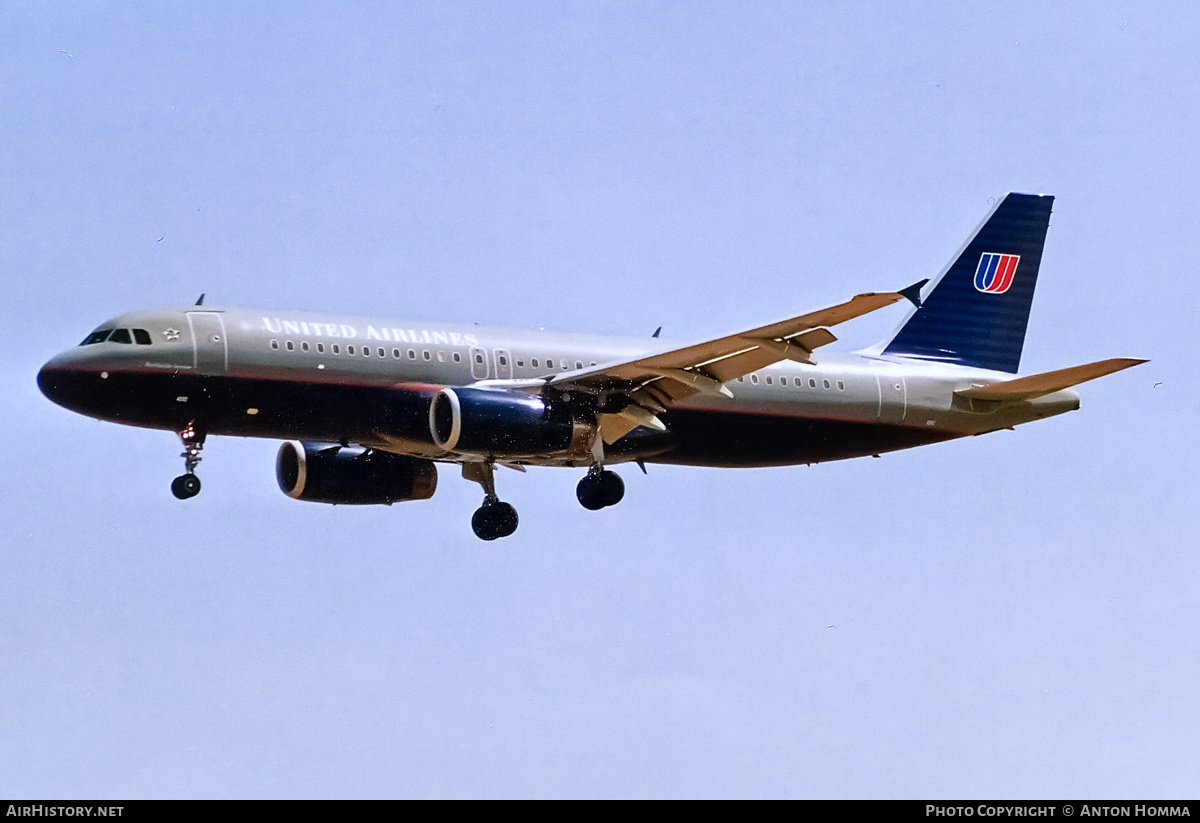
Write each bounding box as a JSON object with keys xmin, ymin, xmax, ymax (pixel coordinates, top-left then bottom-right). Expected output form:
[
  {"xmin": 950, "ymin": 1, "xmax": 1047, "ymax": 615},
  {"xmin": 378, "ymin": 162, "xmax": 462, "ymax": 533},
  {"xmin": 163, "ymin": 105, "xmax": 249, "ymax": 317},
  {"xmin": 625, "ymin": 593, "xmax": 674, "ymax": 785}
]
[{"xmin": 955, "ymin": 358, "xmax": 1147, "ymax": 402}]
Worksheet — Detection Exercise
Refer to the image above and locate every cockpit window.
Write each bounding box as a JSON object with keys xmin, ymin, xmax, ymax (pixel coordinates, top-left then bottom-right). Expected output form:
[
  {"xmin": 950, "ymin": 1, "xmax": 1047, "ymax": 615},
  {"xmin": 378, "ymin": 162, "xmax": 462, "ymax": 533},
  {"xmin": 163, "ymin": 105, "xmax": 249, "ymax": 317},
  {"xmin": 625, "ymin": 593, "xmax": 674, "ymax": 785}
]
[{"xmin": 79, "ymin": 327, "xmax": 151, "ymax": 346}]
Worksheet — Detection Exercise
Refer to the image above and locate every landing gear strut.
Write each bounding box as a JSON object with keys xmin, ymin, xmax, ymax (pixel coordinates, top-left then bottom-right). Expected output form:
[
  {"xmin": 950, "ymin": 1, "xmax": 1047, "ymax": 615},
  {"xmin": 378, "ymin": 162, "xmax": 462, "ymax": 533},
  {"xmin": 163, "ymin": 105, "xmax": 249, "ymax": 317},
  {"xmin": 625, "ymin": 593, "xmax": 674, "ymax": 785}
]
[
  {"xmin": 171, "ymin": 421, "xmax": 205, "ymax": 500},
  {"xmin": 463, "ymin": 461, "xmax": 518, "ymax": 541},
  {"xmin": 576, "ymin": 465, "xmax": 624, "ymax": 510}
]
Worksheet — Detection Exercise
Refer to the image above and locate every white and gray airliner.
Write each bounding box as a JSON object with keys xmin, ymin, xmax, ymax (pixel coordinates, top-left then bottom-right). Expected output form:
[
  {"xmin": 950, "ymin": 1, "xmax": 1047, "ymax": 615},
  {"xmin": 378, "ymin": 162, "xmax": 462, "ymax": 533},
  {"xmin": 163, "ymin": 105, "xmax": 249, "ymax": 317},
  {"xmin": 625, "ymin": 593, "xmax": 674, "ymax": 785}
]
[{"xmin": 38, "ymin": 193, "xmax": 1144, "ymax": 539}]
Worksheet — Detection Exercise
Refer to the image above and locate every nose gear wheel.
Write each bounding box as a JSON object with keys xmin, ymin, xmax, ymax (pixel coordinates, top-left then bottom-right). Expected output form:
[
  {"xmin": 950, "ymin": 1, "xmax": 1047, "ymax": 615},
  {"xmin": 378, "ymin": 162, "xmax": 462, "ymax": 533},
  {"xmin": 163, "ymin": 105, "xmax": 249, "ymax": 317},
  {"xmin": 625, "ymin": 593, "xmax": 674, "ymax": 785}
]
[{"xmin": 171, "ymin": 474, "xmax": 201, "ymax": 499}]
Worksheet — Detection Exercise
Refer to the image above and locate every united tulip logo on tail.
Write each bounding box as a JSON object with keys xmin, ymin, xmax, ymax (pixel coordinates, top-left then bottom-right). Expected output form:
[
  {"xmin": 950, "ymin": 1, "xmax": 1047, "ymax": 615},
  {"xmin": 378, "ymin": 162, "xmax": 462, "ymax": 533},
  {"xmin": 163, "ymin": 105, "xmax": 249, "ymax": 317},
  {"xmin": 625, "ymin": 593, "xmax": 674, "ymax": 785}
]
[{"xmin": 974, "ymin": 252, "xmax": 1020, "ymax": 294}]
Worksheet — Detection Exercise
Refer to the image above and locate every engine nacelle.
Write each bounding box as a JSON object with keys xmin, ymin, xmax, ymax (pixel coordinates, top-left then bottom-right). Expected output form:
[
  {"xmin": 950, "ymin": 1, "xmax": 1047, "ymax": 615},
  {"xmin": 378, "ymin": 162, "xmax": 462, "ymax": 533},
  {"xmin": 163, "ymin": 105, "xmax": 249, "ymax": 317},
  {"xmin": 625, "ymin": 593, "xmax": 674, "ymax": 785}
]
[
  {"xmin": 429, "ymin": 387, "xmax": 591, "ymax": 457},
  {"xmin": 276, "ymin": 441, "xmax": 437, "ymax": 505}
]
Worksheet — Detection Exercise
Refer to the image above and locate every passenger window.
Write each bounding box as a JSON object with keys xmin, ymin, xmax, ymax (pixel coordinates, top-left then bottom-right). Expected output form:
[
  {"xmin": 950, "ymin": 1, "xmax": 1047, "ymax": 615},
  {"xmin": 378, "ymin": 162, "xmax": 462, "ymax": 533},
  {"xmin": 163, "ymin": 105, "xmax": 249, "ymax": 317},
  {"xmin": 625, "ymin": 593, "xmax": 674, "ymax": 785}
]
[
  {"xmin": 286, "ymin": 341, "xmax": 294, "ymax": 351},
  {"xmin": 363, "ymin": 347, "xmax": 370, "ymax": 357},
  {"xmin": 809, "ymin": 378, "xmax": 816, "ymax": 388},
  {"xmin": 751, "ymin": 374, "xmax": 759, "ymax": 384},
  {"xmin": 80, "ymin": 330, "xmax": 112, "ymax": 345},
  {"xmin": 301, "ymin": 341, "xmax": 310, "ymax": 352},
  {"xmin": 765, "ymin": 376, "xmax": 773, "ymax": 385},
  {"xmin": 109, "ymin": 328, "xmax": 132, "ymax": 344},
  {"xmin": 560, "ymin": 360, "xmax": 568, "ymax": 370},
  {"xmin": 437, "ymin": 351, "xmax": 445, "ymax": 362},
  {"xmin": 499, "ymin": 355, "xmax": 508, "ymax": 367},
  {"xmin": 837, "ymin": 380, "xmax": 845, "ymax": 390},
  {"xmin": 393, "ymin": 349, "xmax": 400, "ymax": 359},
  {"xmin": 823, "ymin": 379, "xmax": 830, "ymax": 389},
  {"xmin": 475, "ymin": 353, "xmax": 484, "ymax": 364},
  {"xmin": 377, "ymin": 348, "xmax": 385, "ymax": 357},
  {"xmin": 575, "ymin": 360, "xmax": 583, "ymax": 370},
  {"xmin": 516, "ymin": 358, "xmax": 525, "ymax": 367},
  {"xmin": 271, "ymin": 340, "xmax": 279, "ymax": 350},
  {"xmin": 332, "ymin": 344, "xmax": 340, "ymax": 354},
  {"xmin": 348, "ymin": 345, "xmax": 355, "ymax": 355},
  {"xmin": 133, "ymin": 329, "xmax": 152, "ymax": 345},
  {"xmin": 317, "ymin": 343, "xmax": 325, "ymax": 353},
  {"xmin": 408, "ymin": 349, "xmax": 416, "ymax": 360},
  {"xmin": 453, "ymin": 352, "xmax": 461, "ymax": 363},
  {"xmin": 532, "ymin": 358, "xmax": 539, "ymax": 367}
]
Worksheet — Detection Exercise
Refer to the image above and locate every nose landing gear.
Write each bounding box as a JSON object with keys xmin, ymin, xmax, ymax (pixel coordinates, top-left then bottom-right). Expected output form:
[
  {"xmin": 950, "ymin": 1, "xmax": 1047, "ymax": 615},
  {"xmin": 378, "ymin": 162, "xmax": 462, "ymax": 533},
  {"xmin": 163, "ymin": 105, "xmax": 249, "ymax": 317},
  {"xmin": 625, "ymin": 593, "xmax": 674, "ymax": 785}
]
[
  {"xmin": 171, "ymin": 421, "xmax": 205, "ymax": 500},
  {"xmin": 463, "ymin": 461, "xmax": 518, "ymax": 541}
]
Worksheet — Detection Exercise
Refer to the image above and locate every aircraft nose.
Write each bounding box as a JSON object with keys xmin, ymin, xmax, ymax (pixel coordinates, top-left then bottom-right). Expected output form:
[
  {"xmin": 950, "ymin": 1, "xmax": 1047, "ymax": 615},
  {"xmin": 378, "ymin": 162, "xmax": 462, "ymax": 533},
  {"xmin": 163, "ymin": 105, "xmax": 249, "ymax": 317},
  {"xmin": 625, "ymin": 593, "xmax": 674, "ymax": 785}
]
[
  {"xmin": 37, "ymin": 352, "xmax": 94, "ymax": 412},
  {"xmin": 37, "ymin": 356, "xmax": 71, "ymax": 407}
]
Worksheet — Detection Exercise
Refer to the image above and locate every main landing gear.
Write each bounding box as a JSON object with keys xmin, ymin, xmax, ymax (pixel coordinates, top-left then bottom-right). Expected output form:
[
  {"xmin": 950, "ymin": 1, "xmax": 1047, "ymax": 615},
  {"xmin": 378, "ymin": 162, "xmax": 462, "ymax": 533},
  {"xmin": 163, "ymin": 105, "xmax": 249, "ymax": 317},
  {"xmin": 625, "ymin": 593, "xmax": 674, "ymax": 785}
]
[
  {"xmin": 576, "ymin": 466, "xmax": 624, "ymax": 511},
  {"xmin": 171, "ymin": 421, "xmax": 205, "ymax": 500},
  {"xmin": 463, "ymin": 461, "xmax": 518, "ymax": 541},
  {"xmin": 575, "ymin": 433, "xmax": 624, "ymax": 511}
]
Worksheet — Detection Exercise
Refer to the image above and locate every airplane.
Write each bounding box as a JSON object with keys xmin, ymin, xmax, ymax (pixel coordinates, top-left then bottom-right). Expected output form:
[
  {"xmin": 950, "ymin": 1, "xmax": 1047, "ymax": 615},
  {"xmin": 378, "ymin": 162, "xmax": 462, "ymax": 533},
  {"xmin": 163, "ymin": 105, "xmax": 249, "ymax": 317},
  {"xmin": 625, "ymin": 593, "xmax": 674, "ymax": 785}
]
[{"xmin": 37, "ymin": 193, "xmax": 1145, "ymax": 540}]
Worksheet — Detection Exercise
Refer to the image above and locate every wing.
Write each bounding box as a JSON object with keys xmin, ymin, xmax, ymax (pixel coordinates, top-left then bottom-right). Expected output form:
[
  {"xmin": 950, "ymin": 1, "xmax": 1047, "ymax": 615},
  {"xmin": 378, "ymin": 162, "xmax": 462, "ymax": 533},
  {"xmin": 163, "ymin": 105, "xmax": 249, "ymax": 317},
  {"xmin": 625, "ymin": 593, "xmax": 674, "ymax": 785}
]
[{"xmin": 542, "ymin": 289, "xmax": 909, "ymax": 443}]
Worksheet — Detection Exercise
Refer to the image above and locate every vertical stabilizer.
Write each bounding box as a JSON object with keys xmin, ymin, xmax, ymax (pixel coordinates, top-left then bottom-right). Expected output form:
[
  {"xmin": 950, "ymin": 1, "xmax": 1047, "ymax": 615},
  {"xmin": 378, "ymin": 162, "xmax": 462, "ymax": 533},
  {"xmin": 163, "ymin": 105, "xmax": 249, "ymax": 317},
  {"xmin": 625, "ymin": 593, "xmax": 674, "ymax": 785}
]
[{"xmin": 881, "ymin": 193, "xmax": 1054, "ymax": 373}]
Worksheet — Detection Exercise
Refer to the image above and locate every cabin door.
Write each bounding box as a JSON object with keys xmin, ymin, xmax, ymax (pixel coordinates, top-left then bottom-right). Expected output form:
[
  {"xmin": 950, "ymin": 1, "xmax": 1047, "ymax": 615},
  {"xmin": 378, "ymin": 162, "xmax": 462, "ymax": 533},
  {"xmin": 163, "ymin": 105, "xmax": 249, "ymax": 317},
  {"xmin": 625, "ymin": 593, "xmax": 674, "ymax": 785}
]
[
  {"xmin": 876, "ymin": 374, "xmax": 907, "ymax": 423},
  {"xmin": 186, "ymin": 312, "xmax": 228, "ymax": 373}
]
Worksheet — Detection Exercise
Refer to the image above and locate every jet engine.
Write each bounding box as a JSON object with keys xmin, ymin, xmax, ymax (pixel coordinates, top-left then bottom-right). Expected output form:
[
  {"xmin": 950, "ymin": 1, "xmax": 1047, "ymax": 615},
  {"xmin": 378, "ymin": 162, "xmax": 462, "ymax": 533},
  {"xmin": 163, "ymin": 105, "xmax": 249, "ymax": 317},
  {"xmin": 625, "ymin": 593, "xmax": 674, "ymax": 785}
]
[
  {"xmin": 276, "ymin": 441, "xmax": 437, "ymax": 505},
  {"xmin": 429, "ymin": 387, "xmax": 591, "ymax": 458}
]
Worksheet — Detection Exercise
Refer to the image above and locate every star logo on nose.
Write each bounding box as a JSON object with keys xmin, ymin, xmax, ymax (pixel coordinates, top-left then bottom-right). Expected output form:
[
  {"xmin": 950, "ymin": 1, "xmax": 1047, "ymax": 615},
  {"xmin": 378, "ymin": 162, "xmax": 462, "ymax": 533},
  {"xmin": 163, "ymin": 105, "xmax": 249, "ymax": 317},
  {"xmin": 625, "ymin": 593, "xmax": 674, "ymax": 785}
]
[{"xmin": 163, "ymin": 328, "xmax": 181, "ymax": 341}]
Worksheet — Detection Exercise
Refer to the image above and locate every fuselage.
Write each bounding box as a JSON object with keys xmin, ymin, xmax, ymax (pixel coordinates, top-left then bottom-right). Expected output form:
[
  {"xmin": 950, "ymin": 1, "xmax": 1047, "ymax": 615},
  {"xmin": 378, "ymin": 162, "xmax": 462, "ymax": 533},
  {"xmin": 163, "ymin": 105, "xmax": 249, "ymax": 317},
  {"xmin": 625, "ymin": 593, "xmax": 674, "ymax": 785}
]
[{"xmin": 37, "ymin": 306, "xmax": 1080, "ymax": 468}]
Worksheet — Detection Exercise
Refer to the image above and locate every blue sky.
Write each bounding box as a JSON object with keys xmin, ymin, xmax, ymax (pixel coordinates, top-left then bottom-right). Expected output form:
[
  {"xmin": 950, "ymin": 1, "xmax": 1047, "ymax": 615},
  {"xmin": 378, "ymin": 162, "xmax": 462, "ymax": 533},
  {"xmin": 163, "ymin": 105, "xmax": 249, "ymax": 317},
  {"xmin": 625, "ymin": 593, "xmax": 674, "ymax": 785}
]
[{"xmin": 2, "ymin": 1, "xmax": 1196, "ymax": 798}]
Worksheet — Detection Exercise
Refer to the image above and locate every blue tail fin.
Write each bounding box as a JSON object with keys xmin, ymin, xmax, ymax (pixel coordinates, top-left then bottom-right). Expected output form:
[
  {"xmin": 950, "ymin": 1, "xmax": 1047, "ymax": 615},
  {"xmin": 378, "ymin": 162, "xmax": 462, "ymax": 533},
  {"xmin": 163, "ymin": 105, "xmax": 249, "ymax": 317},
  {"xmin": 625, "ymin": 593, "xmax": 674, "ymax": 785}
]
[{"xmin": 881, "ymin": 192, "xmax": 1054, "ymax": 373}]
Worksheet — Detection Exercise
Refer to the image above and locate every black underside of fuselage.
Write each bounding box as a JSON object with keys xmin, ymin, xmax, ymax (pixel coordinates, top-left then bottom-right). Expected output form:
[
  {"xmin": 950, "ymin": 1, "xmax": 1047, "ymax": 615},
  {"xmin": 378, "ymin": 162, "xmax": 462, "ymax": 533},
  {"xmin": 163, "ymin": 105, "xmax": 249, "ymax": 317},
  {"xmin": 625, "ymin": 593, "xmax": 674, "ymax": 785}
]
[
  {"xmin": 37, "ymin": 367, "xmax": 957, "ymax": 467},
  {"xmin": 654, "ymin": 408, "xmax": 955, "ymax": 467},
  {"xmin": 38, "ymin": 368, "xmax": 435, "ymax": 444}
]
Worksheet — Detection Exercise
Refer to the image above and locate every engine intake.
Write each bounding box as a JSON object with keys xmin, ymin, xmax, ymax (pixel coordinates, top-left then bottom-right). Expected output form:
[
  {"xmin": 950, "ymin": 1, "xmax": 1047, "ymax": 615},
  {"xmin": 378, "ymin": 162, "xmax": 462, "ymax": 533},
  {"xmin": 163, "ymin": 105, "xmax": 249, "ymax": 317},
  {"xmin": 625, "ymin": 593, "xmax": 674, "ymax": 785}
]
[
  {"xmin": 276, "ymin": 441, "xmax": 437, "ymax": 505},
  {"xmin": 430, "ymin": 387, "xmax": 590, "ymax": 457}
]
